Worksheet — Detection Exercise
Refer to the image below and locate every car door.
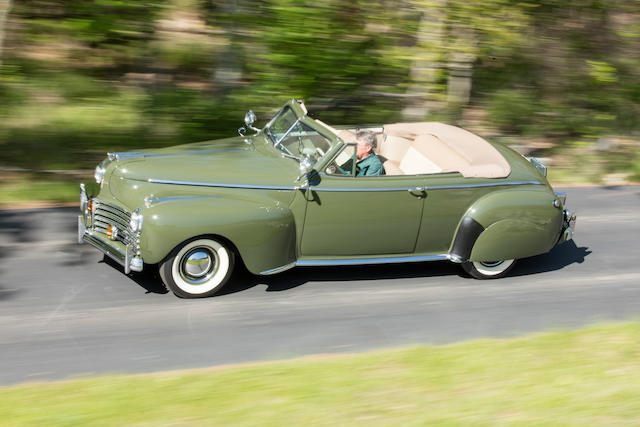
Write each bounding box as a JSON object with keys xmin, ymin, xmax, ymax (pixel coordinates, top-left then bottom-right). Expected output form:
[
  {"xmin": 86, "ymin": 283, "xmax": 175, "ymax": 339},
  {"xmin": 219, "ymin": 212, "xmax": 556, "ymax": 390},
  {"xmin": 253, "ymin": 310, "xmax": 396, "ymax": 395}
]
[
  {"xmin": 415, "ymin": 174, "xmax": 498, "ymax": 254},
  {"xmin": 300, "ymin": 170, "xmax": 427, "ymax": 257}
]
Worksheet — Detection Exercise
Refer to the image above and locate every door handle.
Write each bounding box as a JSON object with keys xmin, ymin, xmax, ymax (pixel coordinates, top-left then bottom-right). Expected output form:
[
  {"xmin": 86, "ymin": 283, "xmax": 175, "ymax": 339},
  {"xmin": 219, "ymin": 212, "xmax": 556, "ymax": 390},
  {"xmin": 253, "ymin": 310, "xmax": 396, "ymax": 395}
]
[{"xmin": 408, "ymin": 186, "xmax": 426, "ymax": 198}]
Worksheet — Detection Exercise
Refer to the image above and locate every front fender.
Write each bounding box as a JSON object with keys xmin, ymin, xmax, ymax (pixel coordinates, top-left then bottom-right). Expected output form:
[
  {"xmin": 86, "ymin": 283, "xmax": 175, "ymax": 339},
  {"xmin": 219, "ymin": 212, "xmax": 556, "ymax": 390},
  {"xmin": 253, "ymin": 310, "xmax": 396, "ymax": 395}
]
[
  {"xmin": 450, "ymin": 187, "xmax": 563, "ymax": 262},
  {"xmin": 139, "ymin": 197, "xmax": 296, "ymax": 274}
]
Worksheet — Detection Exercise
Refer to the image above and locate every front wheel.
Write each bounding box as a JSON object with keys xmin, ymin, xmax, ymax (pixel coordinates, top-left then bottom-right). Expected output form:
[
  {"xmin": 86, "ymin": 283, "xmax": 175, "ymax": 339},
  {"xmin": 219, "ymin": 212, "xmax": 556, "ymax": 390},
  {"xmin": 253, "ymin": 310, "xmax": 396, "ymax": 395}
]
[
  {"xmin": 462, "ymin": 259, "xmax": 516, "ymax": 279},
  {"xmin": 160, "ymin": 238, "xmax": 235, "ymax": 298}
]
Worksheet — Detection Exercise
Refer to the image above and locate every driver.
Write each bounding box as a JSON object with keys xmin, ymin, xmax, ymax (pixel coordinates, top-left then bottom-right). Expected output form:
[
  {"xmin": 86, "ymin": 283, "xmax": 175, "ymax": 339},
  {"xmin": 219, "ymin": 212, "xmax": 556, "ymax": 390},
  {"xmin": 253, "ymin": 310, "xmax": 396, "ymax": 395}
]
[{"xmin": 339, "ymin": 130, "xmax": 385, "ymax": 176}]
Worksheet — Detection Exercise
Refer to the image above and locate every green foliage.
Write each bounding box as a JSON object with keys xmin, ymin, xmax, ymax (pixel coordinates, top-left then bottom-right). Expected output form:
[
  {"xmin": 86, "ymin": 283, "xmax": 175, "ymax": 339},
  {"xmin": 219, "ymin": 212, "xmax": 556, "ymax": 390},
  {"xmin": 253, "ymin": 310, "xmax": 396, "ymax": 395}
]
[
  {"xmin": 486, "ymin": 89, "xmax": 540, "ymax": 134},
  {"xmin": 0, "ymin": 0, "xmax": 638, "ymax": 177}
]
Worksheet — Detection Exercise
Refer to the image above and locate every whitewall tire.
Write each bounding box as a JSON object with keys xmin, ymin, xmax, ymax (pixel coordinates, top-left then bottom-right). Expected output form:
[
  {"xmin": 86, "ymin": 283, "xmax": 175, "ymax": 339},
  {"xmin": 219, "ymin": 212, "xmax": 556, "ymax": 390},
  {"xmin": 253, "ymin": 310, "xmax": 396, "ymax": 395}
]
[
  {"xmin": 462, "ymin": 259, "xmax": 516, "ymax": 279},
  {"xmin": 160, "ymin": 238, "xmax": 235, "ymax": 298}
]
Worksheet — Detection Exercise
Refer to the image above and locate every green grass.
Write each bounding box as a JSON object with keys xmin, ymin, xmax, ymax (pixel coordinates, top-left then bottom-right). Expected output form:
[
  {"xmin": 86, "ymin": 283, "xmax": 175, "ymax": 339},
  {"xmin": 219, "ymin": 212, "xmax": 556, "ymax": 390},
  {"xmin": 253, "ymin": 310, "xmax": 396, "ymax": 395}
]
[
  {"xmin": 2, "ymin": 323, "xmax": 640, "ymax": 426},
  {"xmin": 0, "ymin": 173, "xmax": 87, "ymax": 206}
]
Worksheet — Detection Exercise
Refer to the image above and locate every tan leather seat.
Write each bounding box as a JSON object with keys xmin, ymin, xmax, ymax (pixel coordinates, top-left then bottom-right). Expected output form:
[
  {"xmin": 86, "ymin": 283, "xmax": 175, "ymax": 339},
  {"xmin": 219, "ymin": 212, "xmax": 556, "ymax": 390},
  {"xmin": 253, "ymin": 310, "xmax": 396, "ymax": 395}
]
[
  {"xmin": 382, "ymin": 160, "xmax": 403, "ymax": 175},
  {"xmin": 411, "ymin": 134, "xmax": 467, "ymax": 172},
  {"xmin": 383, "ymin": 122, "xmax": 511, "ymax": 178},
  {"xmin": 379, "ymin": 135, "xmax": 412, "ymax": 163},
  {"xmin": 332, "ymin": 123, "xmax": 509, "ymax": 178}
]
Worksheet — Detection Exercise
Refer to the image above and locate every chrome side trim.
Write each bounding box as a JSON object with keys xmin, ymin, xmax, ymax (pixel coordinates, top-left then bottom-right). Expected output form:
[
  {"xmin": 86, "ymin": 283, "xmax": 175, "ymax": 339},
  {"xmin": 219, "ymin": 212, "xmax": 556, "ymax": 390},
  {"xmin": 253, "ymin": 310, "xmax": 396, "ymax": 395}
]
[
  {"xmin": 108, "ymin": 147, "xmax": 253, "ymax": 161},
  {"xmin": 296, "ymin": 254, "xmax": 449, "ymax": 266},
  {"xmin": 307, "ymin": 181, "xmax": 542, "ymax": 192},
  {"xmin": 311, "ymin": 187, "xmax": 416, "ymax": 192},
  {"xmin": 147, "ymin": 179, "xmax": 296, "ymax": 191},
  {"xmin": 426, "ymin": 181, "xmax": 542, "ymax": 190},
  {"xmin": 144, "ymin": 196, "xmax": 221, "ymax": 207},
  {"xmin": 259, "ymin": 262, "xmax": 297, "ymax": 275}
]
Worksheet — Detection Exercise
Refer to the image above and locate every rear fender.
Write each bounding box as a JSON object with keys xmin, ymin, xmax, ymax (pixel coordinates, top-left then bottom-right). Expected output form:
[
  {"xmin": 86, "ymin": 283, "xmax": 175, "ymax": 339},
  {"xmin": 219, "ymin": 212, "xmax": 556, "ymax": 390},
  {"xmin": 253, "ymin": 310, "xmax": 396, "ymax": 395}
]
[
  {"xmin": 450, "ymin": 188, "xmax": 563, "ymax": 262},
  {"xmin": 139, "ymin": 196, "xmax": 296, "ymax": 274}
]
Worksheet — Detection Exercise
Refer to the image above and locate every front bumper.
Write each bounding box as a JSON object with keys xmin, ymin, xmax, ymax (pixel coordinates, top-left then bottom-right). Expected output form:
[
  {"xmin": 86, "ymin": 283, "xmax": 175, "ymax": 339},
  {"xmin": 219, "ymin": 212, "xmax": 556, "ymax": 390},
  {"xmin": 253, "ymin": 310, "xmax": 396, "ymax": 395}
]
[
  {"xmin": 556, "ymin": 192, "xmax": 577, "ymax": 244},
  {"xmin": 559, "ymin": 209, "xmax": 577, "ymax": 243},
  {"xmin": 78, "ymin": 184, "xmax": 143, "ymax": 274}
]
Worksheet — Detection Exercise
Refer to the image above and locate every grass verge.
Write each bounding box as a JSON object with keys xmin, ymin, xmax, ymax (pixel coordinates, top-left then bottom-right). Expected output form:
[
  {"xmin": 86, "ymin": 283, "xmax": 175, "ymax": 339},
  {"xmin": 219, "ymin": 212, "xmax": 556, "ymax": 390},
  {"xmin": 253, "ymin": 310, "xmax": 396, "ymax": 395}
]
[
  {"xmin": 0, "ymin": 172, "xmax": 89, "ymax": 208},
  {"xmin": 2, "ymin": 323, "xmax": 640, "ymax": 425}
]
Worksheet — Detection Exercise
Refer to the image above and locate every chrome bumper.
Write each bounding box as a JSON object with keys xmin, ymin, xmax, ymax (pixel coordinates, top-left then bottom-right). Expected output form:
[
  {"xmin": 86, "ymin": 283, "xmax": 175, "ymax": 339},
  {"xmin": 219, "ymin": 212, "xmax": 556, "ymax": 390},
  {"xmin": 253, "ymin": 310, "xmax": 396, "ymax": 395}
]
[
  {"xmin": 555, "ymin": 191, "xmax": 576, "ymax": 244},
  {"xmin": 558, "ymin": 208, "xmax": 576, "ymax": 244},
  {"xmin": 79, "ymin": 216, "xmax": 143, "ymax": 274},
  {"xmin": 78, "ymin": 184, "xmax": 143, "ymax": 274}
]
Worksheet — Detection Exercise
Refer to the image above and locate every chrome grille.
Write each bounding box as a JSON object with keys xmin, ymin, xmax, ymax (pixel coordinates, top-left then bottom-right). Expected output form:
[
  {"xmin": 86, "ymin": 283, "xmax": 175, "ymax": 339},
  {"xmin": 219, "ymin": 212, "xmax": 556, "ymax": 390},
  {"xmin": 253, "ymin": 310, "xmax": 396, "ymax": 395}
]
[{"xmin": 93, "ymin": 200, "xmax": 135, "ymax": 245}]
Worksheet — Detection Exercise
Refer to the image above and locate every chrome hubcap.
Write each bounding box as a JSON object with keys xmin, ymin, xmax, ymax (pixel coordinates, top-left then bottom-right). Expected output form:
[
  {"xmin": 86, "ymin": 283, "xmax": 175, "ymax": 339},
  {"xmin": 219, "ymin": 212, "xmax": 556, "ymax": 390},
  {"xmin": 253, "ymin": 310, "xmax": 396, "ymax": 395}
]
[
  {"xmin": 180, "ymin": 248, "xmax": 217, "ymax": 284},
  {"xmin": 184, "ymin": 250, "xmax": 212, "ymax": 277}
]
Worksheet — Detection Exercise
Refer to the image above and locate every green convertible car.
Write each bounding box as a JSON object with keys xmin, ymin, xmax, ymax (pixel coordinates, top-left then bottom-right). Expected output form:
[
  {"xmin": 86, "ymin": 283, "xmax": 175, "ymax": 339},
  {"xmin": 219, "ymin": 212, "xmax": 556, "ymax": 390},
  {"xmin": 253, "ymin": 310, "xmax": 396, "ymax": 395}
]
[{"xmin": 79, "ymin": 99, "xmax": 576, "ymax": 298}]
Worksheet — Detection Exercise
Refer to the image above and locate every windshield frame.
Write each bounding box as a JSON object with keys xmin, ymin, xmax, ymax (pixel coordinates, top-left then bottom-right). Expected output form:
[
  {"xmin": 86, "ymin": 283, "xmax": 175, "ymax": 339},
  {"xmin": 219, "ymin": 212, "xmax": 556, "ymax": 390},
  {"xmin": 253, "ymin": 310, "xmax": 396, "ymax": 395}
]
[
  {"xmin": 264, "ymin": 105, "xmax": 297, "ymax": 145},
  {"xmin": 263, "ymin": 101, "xmax": 342, "ymax": 166}
]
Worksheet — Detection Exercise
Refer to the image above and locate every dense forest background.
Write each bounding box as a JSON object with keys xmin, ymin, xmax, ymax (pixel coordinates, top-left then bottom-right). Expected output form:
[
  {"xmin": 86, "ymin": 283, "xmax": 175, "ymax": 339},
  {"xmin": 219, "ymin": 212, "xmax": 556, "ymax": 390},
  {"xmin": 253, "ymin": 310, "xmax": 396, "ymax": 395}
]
[{"xmin": 0, "ymin": 0, "xmax": 639, "ymax": 183}]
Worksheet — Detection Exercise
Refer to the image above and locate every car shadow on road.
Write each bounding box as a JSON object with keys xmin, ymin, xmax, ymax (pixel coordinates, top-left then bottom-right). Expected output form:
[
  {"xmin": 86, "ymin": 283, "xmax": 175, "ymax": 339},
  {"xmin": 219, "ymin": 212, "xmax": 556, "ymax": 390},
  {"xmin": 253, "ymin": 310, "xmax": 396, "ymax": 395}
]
[
  {"xmin": 0, "ymin": 246, "xmax": 22, "ymax": 301},
  {"xmin": 101, "ymin": 256, "xmax": 169, "ymax": 295},
  {"xmin": 106, "ymin": 255, "xmax": 462, "ymax": 297},
  {"xmin": 102, "ymin": 240, "xmax": 591, "ymax": 297},
  {"xmin": 220, "ymin": 259, "xmax": 463, "ymax": 296},
  {"xmin": 509, "ymin": 240, "xmax": 591, "ymax": 277},
  {"xmin": 222, "ymin": 241, "xmax": 591, "ymax": 295}
]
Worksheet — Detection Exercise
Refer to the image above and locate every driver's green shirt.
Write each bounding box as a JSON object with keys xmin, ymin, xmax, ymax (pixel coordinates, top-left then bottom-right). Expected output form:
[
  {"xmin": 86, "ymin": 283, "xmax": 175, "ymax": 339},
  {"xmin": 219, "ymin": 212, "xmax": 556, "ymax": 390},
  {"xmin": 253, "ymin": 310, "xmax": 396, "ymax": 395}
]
[
  {"xmin": 357, "ymin": 153, "xmax": 385, "ymax": 176},
  {"xmin": 340, "ymin": 154, "xmax": 385, "ymax": 176}
]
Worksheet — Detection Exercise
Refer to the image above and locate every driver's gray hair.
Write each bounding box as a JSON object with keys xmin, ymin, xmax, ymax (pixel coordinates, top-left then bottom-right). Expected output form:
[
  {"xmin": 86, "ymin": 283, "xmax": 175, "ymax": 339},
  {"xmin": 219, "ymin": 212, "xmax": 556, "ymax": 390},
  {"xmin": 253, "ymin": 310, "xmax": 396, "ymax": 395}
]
[{"xmin": 356, "ymin": 130, "xmax": 377, "ymax": 150}]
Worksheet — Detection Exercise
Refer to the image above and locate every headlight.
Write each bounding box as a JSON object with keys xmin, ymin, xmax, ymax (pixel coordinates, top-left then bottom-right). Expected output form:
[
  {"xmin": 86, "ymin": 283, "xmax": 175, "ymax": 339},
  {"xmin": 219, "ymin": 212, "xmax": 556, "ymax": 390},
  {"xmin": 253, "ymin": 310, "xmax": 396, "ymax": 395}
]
[
  {"xmin": 130, "ymin": 209, "xmax": 143, "ymax": 233},
  {"xmin": 94, "ymin": 165, "xmax": 105, "ymax": 184},
  {"xmin": 94, "ymin": 158, "xmax": 112, "ymax": 184}
]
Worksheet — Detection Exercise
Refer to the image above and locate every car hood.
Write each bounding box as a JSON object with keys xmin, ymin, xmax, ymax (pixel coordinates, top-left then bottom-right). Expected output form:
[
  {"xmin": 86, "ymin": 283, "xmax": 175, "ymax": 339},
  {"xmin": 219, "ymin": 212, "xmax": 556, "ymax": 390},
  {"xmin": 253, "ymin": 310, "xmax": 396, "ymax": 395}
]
[{"xmin": 109, "ymin": 135, "xmax": 300, "ymax": 188}]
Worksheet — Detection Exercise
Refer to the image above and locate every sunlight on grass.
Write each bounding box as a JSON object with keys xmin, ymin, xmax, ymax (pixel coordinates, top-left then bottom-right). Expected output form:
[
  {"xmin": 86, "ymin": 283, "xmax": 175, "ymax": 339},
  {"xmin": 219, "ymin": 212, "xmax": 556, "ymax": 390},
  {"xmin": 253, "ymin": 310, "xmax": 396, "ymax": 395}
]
[
  {"xmin": 1, "ymin": 323, "xmax": 640, "ymax": 425},
  {"xmin": 0, "ymin": 173, "xmax": 83, "ymax": 205}
]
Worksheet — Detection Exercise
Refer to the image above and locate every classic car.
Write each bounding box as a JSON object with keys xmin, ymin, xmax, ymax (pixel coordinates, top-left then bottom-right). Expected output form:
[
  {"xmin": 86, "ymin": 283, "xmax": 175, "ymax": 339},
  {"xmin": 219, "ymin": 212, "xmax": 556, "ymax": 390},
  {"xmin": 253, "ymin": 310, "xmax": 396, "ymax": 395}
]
[{"xmin": 78, "ymin": 99, "xmax": 576, "ymax": 298}]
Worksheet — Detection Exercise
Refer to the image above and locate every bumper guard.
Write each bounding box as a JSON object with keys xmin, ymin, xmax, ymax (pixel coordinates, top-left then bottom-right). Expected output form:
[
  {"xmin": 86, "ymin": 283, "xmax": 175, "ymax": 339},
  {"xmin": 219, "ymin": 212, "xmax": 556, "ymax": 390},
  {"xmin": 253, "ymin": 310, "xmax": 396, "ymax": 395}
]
[{"xmin": 78, "ymin": 183, "xmax": 143, "ymax": 274}]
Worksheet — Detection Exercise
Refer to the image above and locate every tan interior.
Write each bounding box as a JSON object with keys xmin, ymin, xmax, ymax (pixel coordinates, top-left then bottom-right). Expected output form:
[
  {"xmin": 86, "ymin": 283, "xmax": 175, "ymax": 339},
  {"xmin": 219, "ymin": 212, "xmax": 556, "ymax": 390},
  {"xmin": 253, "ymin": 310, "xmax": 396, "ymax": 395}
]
[{"xmin": 337, "ymin": 123, "xmax": 511, "ymax": 178}]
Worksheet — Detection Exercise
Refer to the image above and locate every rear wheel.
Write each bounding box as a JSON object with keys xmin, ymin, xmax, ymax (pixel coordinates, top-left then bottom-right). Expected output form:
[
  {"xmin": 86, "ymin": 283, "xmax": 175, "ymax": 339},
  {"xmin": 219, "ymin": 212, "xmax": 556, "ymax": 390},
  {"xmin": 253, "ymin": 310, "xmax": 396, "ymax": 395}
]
[
  {"xmin": 160, "ymin": 238, "xmax": 235, "ymax": 298},
  {"xmin": 462, "ymin": 259, "xmax": 516, "ymax": 279}
]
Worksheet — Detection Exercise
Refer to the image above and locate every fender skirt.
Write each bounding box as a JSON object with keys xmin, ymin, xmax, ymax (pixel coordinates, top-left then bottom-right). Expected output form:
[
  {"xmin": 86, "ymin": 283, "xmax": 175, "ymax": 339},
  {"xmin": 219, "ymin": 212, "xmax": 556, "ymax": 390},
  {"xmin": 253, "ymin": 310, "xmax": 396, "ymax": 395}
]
[{"xmin": 449, "ymin": 215, "xmax": 484, "ymax": 263}]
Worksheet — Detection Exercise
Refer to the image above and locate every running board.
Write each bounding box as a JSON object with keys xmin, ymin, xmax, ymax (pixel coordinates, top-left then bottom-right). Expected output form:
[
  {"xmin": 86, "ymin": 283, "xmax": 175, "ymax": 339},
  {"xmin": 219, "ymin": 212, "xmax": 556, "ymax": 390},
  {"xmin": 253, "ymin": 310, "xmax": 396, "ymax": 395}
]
[{"xmin": 260, "ymin": 254, "xmax": 450, "ymax": 275}]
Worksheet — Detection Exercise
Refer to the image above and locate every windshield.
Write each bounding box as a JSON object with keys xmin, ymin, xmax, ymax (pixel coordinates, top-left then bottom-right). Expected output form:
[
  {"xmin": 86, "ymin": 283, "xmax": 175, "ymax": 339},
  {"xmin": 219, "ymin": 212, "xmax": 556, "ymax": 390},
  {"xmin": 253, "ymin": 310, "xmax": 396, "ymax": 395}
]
[
  {"xmin": 265, "ymin": 106, "xmax": 334, "ymax": 164},
  {"xmin": 266, "ymin": 107, "xmax": 298, "ymax": 143}
]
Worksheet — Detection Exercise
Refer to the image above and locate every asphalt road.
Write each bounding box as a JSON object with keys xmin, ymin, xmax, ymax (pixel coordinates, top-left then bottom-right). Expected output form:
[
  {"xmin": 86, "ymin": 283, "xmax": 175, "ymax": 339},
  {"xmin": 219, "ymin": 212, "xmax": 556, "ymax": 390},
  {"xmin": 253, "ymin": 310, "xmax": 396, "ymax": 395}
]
[{"xmin": 1, "ymin": 186, "xmax": 639, "ymax": 385}]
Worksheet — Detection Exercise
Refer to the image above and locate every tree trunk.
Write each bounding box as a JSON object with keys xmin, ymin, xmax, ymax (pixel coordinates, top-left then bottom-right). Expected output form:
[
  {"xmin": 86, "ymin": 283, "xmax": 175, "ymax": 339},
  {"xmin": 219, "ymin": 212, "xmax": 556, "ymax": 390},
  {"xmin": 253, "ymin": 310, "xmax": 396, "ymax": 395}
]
[
  {"xmin": 402, "ymin": 0, "xmax": 445, "ymax": 121},
  {"xmin": 212, "ymin": 0, "xmax": 242, "ymax": 92},
  {"xmin": 446, "ymin": 22, "xmax": 475, "ymax": 106},
  {"xmin": 0, "ymin": 0, "xmax": 12, "ymax": 69},
  {"xmin": 447, "ymin": 52, "xmax": 474, "ymax": 105}
]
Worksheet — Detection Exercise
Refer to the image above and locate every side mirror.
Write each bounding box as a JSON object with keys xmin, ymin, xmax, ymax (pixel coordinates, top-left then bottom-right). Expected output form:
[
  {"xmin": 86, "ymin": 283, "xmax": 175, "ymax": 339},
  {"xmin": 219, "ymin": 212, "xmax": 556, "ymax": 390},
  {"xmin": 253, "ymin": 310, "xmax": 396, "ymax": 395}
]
[
  {"xmin": 299, "ymin": 155, "xmax": 313, "ymax": 175},
  {"xmin": 244, "ymin": 110, "xmax": 260, "ymax": 133},
  {"xmin": 244, "ymin": 110, "xmax": 256, "ymax": 127},
  {"xmin": 296, "ymin": 155, "xmax": 314, "ymax": 188}
]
